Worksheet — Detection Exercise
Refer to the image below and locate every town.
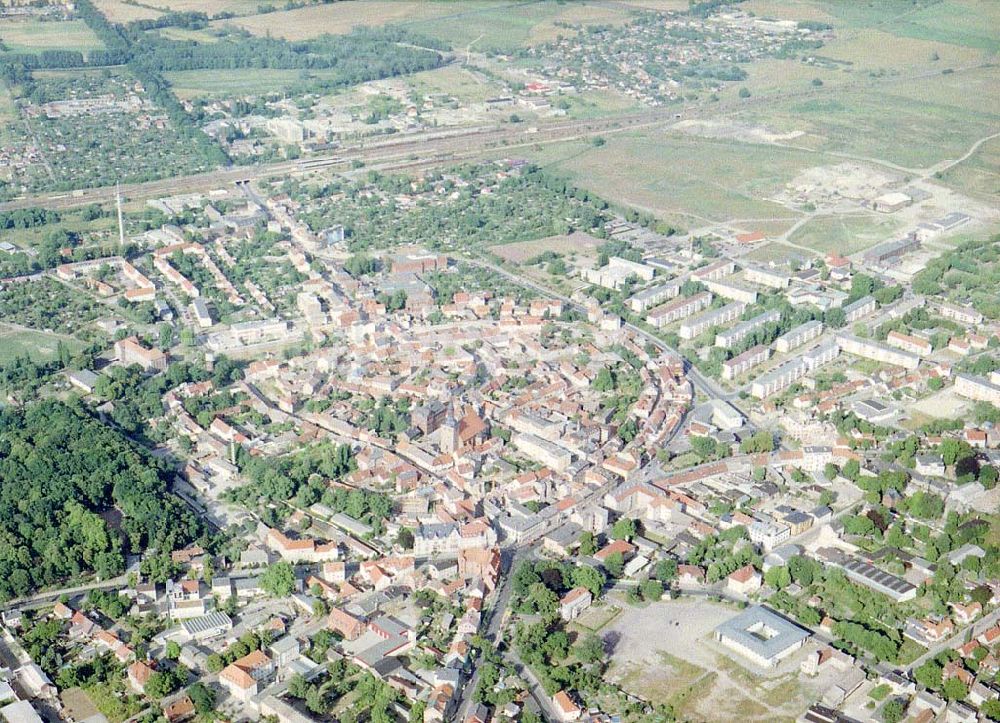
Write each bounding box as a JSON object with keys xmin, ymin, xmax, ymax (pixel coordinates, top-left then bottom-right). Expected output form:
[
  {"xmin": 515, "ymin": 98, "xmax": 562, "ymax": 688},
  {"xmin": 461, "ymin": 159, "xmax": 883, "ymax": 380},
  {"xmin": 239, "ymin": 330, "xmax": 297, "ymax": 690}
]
[{"xmin": 0, "ymin": 1, "xmax": 998, "ymax": 723}]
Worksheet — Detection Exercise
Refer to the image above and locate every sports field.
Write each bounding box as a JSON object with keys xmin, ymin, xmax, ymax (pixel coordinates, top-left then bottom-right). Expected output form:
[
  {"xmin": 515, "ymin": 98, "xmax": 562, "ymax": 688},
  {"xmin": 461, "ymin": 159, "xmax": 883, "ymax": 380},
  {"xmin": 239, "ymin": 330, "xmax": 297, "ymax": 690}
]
[{"xmin": 0, "ymin": 324, "xmax": 83, "ymax": 365}]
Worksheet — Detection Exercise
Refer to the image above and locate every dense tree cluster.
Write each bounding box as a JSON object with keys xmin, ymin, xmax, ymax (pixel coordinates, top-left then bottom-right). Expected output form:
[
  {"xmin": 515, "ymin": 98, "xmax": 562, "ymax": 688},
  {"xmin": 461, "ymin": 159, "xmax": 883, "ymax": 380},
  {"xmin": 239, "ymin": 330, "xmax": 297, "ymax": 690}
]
[{"xmin": 0, "ymin": 400, "xmax": 200, "ymax": 600}]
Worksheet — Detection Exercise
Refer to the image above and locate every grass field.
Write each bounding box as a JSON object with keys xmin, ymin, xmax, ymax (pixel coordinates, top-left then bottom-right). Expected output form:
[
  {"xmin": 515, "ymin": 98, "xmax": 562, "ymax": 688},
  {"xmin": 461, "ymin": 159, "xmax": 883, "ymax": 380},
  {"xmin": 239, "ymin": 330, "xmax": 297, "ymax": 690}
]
[
  {"xmin": 405, "ymin": 65, "xmax": 511, "ymax": 105},
  {"xmin": 530, "ymin": 131, "xmax": 817, "ymax": 224},
  {"xmin": 0, "ymin": 82, "xmax": 15, "ymax": 123},
  {"xmin": 822, "ymin": 0, "xmax": 1000, "ymax": 50},
  {"xmin": 0, "ymin": 324, "xmax": 83, "ymax": 364},
  {"xmin": 165, "ymin": 68, "xmax": 344, "ymax": 100},
  {"xmin": 0, "ymin": 18, "xmax": 104, "ymax": 55},
  {"xmin": 940, "ymin": 134, "xmax": 1000, "ymax": 199},
  {"xmin": 787, "ymin": 213, "xmax": 902, "ymax": 255},
  {"xmin": 92, "ymin": 0, "xmax": 162, "ymax": 23},
  {"xmin": 211, "ymin": 1, "xmax": 463, "ymax": 40},
  {"xmin": 735, "ymin": 74, "xmax": 1000, "ymax": 169}
]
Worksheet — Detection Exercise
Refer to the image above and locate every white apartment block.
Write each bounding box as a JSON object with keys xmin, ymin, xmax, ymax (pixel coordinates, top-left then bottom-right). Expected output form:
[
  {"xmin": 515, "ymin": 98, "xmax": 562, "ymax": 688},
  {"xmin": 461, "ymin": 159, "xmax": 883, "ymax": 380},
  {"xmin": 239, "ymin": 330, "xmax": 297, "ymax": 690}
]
[
  {"xmin": 938, "ymin": 302, "xmax": 984, "ymax": 326},
  {"xmin": 843, "ymin": 295, "xmax": 876, "ymax": 324},
  {"xmin": 744, "ymin": 265, "xmax": 791, "ymax": 289},
  {"xmin": 628, "ymin": 281, "xmax": 682, "ymax": 312},
  {"xmin": 692, "ymin": 259, "xmax": 736, "ymax": 282},
  {"xmin": 646, "ymin": 291, "xmax": 711, "ymax": 328},
  {"xmin": 837, "ymin": 334, "xmax": 920, "ymax": 370},
  {"xmin": 954, "ymin": 373, "xmax": 1000, "ymax": 405},
  {"xmin": 722, "ymin": 344, "xmax": 770, "ymax": 380},
  {"xmin": 703, "ymin": 279, "xmax": 758, "ymax": 305},
  {"xmin": 775, "ymin": 320, "xmax": 823, "ymax": 353},
  {"xmin": 679, "ymin": 301, "xmax": 746, "ymax": 340},
  {"xmin": 716, "ymin": 309, "xmax": 781, "ymax": 349},
  {"xmin": 583, "ymin": 257, "xmax": 655, "ymax": 290}
]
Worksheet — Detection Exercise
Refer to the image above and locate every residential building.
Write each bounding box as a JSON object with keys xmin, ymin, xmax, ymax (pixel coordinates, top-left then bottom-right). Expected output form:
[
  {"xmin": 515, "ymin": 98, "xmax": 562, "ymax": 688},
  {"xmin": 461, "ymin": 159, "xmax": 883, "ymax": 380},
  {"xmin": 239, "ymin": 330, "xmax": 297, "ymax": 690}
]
[{"xmin": 680, "ymin": 302, "xmax": 746, "ymax": 340}]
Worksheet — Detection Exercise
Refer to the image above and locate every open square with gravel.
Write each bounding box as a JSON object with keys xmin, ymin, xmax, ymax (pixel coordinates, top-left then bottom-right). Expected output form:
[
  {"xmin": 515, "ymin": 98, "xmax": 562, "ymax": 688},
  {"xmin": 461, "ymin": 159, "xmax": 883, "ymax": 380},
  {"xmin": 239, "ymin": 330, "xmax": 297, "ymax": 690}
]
[{"xmin": 602, "ymin": 598, "xmax": 837, "ymax": 721}]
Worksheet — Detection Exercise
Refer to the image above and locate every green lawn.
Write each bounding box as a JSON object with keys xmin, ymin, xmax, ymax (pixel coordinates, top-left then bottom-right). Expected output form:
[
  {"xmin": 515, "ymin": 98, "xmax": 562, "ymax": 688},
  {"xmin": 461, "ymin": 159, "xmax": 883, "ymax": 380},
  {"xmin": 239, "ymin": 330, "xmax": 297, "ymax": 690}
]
[
  {"xmin": 0, "ymin": 19, "xmax": 104, "ymax": 55},
  {"xmin": 0, "ymin": 324, "xmax": 83, "ymax": 364}
]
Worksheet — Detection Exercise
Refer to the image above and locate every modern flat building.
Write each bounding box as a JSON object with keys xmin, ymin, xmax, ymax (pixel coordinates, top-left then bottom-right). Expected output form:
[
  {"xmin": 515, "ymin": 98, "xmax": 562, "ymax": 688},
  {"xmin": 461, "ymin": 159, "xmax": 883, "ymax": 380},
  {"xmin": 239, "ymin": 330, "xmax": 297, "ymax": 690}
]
[
  {"xmin": 886, "ymin": 330, "xmax": 931, "ymax": 356},
  {"xmin": 115, "ymin": 336, "xmax": 168, "ymax": 372},
  {"xmin": 744, "ymin": 265, "xmax": 790, "ymax": 289},
  {"xmin": 714, "ymin": 606, "xmax": 810, "ymax": 668},
  {"xmin": 938, "ymin": 302, "xmax": 983, "ymax": 326},
  {"xmin": 863, "ymin": 236, "xmax": 920, "ymax": 266},
  {"xmin": 692, "ymin": 259, "xmax": 736, "ymax": 282},
  {"xmin": 954, "ymin": 373, "xmax": 1000, "ymax": 405}
]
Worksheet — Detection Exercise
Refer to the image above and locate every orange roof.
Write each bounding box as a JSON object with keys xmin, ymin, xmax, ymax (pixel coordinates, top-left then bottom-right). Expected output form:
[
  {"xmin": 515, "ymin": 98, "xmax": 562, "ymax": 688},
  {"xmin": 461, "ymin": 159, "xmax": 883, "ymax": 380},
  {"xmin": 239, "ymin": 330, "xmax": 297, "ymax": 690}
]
[
  {"xmin": 553, "ymin": 691, "xmax": 580, "ymax": 715},
  {"xmin": 729, "ymin": 564, "xmax": 758, "ymax": 583}
]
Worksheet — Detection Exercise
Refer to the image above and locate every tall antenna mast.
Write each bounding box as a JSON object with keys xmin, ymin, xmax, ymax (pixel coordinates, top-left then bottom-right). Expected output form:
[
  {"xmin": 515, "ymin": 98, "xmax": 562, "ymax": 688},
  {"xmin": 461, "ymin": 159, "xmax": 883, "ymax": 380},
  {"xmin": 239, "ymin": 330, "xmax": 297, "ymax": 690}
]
[{"xmin": 116, "ymin": 182, "xmax": 125, "ymax": 250}]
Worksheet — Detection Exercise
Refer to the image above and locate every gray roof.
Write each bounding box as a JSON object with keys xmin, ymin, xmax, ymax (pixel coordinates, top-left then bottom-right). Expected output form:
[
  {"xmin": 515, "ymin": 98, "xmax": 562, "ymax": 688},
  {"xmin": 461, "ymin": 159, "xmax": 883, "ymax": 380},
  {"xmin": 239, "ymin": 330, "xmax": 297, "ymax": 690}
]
[
  {"xmin": 180, "ymin": 611, "xmax": 232, "ymax": 637},
  {"xmin": 715, "ymin": 606, "xmax": 810, "ymax": 660}
]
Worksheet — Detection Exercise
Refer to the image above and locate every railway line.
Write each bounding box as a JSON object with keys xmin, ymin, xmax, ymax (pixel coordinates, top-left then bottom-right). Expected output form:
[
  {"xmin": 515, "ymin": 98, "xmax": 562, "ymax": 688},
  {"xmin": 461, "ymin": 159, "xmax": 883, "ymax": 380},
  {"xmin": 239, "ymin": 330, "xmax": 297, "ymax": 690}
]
[{"xmin": 1, "ymin": 61, "xmax": 980, "ymax": 214}]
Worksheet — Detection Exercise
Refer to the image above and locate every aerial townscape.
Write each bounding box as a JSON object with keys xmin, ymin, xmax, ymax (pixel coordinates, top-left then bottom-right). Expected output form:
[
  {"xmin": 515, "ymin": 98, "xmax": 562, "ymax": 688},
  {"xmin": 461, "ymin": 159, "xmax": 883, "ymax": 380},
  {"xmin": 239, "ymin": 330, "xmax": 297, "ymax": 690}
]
[{"xmin": 0, "ymin": 1, "xmax": 998, "ymax": 723}]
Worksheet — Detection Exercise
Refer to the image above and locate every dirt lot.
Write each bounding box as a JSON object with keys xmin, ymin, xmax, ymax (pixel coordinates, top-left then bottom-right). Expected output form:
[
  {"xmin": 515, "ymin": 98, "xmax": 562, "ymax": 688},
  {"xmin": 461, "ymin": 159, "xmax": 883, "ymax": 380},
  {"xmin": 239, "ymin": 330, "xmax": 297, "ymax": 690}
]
[{"xmin": 603, "ymin": 599, "xmax": 834, "ymax": 721}]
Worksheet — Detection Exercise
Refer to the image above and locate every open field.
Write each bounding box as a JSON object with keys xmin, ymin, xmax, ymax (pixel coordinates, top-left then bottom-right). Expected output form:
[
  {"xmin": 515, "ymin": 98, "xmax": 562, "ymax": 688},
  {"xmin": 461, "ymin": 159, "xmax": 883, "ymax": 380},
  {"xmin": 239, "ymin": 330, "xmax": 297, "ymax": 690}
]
[
  {"xmin": 0, "ymin": 82, "xmax": 15, "ymax": 124},
  {"xmin": 210, "ymin": 1, "xmax": 465, "ymax": 40},
  {"xmin": 0, "ymin": 18, "xmax": 104, "ymax": 55},
  {"xmin": 821, "ymin": 0, "xmax": 1000, "ymax": 50},
  {"xmin": 401, "ymin": 1, "xmax": 635, "ymax": 52},
  {"xmin": 531, "ymin": 131, "xmax": 818, "ymax": 224},
  {"xmin": 940, "ymin": 134, "xmax": 1000, "ymax": 200},
  {"xmin": 405, "ymin": 65, "xmax": 511, "ymax": 105},
  {"xmin": 92, "ymin": 0, "xmax": 162, "ymax": 23},
  {"xmin": 787, "ymin": 214, "xmax": 903, "ymax": 255},
  {"xmin": 493, "ymin": 231, "xmax": 604, "ymax": 263},
  {"xmin": 165, "ymin": 68, "xmax": 345, "ymax": 100},
  {"xmin": 0, "ymin": 323, "xmax": 83, "ymax": 364},
  {"xmin": 735, "ymin": 74, "xmax": 1000, "ymax": 170}
]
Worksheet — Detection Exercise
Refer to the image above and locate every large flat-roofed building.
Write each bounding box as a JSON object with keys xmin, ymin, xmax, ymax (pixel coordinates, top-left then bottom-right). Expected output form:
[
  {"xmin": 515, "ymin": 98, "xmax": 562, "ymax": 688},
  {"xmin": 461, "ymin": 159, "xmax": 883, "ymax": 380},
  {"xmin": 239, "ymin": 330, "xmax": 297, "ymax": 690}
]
[
  {"xmin": 714, "ymin": 605, "xmax": 810, "ymax": 668},
  {"xmin": 954, "ymin": 373, "xmax": 1000, "ymax": 405},
  {"xmin": 716, "ymin": 309, "xmax": 781, "ymax": 349},
  {"xmin": 679, "ymin": 301, "xmax": 746, "ymax": 340},
  {"xmin": 646, "ymin": 291, "xmax": 711, "ymax": 328},
  {"xmin": 703, "ymin": 278, "xmax": 758, "ymax": 305},
  {"xmin": 831, "ymin": 555, "xmax": 917, "ymax": 602},
  {"xmin": 692, "ymin": 259, "xmax": 736, "ymax": 282},
  {"xmin": 872, "ymin": 191, "xmax": 912, "ymax": 213},
  {"xmin": 863, "ymin": 236, "xmax": 920, "ymax": 266},
  {"xmin": 837, "ymin": 334, "xmax": 920, "ymax": 370},
  {"xmin": 775, "ymin": 320, "xmax": 823, "ymax": 353},
  {"xmin": 752, "ymin": 339, "xmax": 840, "ymax": 399},
  {"xmin": 628, "ymin": 281, "xmax": 682, "ymax": 313},
  {"xmin": 722, "ymin": 344, "xmax": 769, "ymax": 380}
]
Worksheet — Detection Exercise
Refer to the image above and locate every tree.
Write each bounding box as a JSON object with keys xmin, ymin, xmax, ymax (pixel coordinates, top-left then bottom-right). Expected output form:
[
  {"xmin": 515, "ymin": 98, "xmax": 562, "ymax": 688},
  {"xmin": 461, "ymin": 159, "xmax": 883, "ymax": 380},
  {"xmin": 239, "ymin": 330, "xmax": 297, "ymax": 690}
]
[
  {"xmin": 980, "ymin": 465, "xmax": 998, "ymax": 490},
  {"xmin": 655, "ymin": 558, "xmax": 677, "ymax": 583},
  {"xmin": 578, "ymin": 531, "xmax": 596, "ymax": 557},
  {"xmin": 740, "ymin": 430, "xmax": 774, "ymax": 454},
  {"xmin": 764, "ymin": 566, "xmax": 790, "ymax": 591},
  {"xmin": 882, "ymin": 699, "xmax": 905, "ymax": 723},
  {"xmin": 981, "ymin": 700, "xmax": 1000, "ymax": 721},
  {"xmin": 914, "ymin": 660, "xmax": 942, "ymax": 690},
  {"xmin": 396, "ymin": 527, "xmax": 414, "ymax": 550},
  {"xmin": 942, "ymin": 676, "xmax": 967, "ymax": 701},
  {"xmin": 823, "ymin": 462, "xmax": 840, "ymax": 481},
  {"xmin": 640, "ymin": 579, "xmax": 663, "ymax": 601},
  {"xmin": 843, "ymin": 458, "xmax": 861, "ymax": 481},
  {"xmin": 187, "ymin": 682, "xmax": 216, "ymax": 714},
  {"xmin": 611, "ymin": 518, "xmax": 637, "ymax": 541},
  {"xmin": 603, "ymin": 551, "xmax": 624, "ymax": 578},
  {"xmin": 260, "ymin": 561, "xmax": 296, "ymax": 597},
  {"xmin": 738, "ymin": 86, "xmax": 751, "ymax": 98},
  {"xmin": 575, "ymin": 633, "xmax": 604, "ymax": 664},
  {"xmin": 165, "ymin": 640, "xmax": 181, "ymax": 660},
  {"xmin": 571, "ymin": 565, "xmax": 605, "ymax": 597}
]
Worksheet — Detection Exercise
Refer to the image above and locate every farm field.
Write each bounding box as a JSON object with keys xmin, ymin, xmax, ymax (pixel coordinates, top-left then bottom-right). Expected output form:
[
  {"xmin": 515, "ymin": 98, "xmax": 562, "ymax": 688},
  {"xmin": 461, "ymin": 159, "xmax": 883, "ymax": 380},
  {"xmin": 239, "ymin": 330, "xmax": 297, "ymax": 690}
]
[
  {"xmin": 404, "ymin": 65, "xmax": 511, "ymax": 106},
  {"xmin": 493, "ymin": 230, "xmax": 604, "ymax": 263},
  {"xmin": 0, "ymin": 18, "xmax": 104, "ymax": 55},
  {"xmin": 0, "ymin": 323, "xmax": 83, "ymax": 365},
  {"xmin": 940, "ymin": 134, "xmax": 1000, "ymax": 200},
  {"xmin": 210, "ymin": 1, "xmax": 465, "ymax": 40}
]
